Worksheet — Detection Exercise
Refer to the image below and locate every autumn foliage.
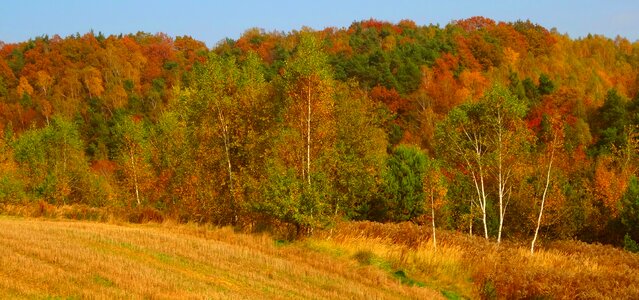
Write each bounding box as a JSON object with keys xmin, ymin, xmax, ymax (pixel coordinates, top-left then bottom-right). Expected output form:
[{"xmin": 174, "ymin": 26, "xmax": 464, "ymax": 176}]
[{"xmin": 1, "ymin": 18, "xmax": 639, "ymax": 251}]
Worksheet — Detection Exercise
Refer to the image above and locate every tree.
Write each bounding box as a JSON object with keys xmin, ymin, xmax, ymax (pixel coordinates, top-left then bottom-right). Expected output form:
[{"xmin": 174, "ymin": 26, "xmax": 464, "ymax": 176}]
[
  {"xmin": 484, "ymin": 85, "xmax": 529, "ymax": 243},
  {"xmin": 254, "ymin": 33, "xmax": 336, "ymax": 234},
  {"xmin": 437, "ymin": 98, "xmax": 491, "ymax": 239},
  {"xmin": 333, "ymin": 83, "xmax": 387, "ymax": 219},
  {"xmin": 283, "ymin": 32, "xmax": 335, "ymax": 187},
  {"xmin": 437, "ymin": 85, "xmax": 529, "ymax": 241},
  {"xmin": 113, "ymin": 116, "xmax": 152, "ymax": 207},
  {"xmin": 12, "ymin": 117, "xmax": 97, "ymax": 204},
  {"xmin": 531, "ymin": 120, "xmax": 563, "ymax": 254},
  {"xmin": 621, "ymin": 176, "xmax": 639, "ymax": 244},
  {"xmin": 193, "ymin": 53, "xmax": 241, "ymax": 224},
  {"xmin": 382, "ymin": 145, "xmax": 427, "ymax": 222},
  {"xmin": 423, "ymin": 158, "xmax": 447, "ymax": 249}
]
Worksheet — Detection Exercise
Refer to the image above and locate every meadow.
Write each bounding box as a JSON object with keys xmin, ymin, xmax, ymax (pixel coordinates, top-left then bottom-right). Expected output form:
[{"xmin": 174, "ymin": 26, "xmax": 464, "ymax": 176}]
[
  {"xmin": 0, "ymin": 215, "xmax": 441, "ymax": 299},
  {"xmin": 1, "ymin": 206, "xmax": 638, "ymax": 299}
]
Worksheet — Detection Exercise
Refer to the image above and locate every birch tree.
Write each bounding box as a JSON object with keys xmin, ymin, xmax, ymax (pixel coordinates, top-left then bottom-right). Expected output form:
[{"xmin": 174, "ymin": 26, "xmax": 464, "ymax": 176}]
[
  {"xmin": 484, "ymin": 85, "xmax": 528, "ymax": 243},
  {"xmin": 423, "ymin": 158, "xmax": 447, "ymax": 249},
  {"xmin": 437, "ymin": 101, "xmax": 491, "ymax": 239},
  {"xmin": 437, "ymin": 85, "xmax": 528, "ymax": 241},
  {"xmin": 531, "ymin": 119, "xmax": 563, "ymax": 254},
  {"xmin": 114, "ymin": 116, "xmax": 151, "ymax": 207},
  {"xmin": 192, "ymin": 53, "xmax": 244, "ymax": 224},
  {"xmin": 283, "ymin": 32, "xmax": 334, "ymax": 188}
]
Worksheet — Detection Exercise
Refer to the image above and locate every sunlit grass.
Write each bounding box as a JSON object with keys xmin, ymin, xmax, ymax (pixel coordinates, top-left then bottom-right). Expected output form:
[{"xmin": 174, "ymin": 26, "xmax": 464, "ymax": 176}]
[
  {"xmin": 310, "ymin": 221, "xmax": 639, "ymax": 299},
  {"xmin": 0, "ymin": 216, "xmax": 442, "ymax": 299}
]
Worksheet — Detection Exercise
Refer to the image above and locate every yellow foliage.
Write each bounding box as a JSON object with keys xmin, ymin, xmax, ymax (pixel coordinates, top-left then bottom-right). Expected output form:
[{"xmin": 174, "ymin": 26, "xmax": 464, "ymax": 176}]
[{"xmin": 17, "ymin": 76, "xmax": 33, "ymax": 97}]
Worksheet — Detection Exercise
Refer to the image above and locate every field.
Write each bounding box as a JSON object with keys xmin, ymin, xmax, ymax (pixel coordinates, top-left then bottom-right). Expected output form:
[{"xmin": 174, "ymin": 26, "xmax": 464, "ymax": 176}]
[
  {"xmin": 0, "ymin": 216, "xmax": 441, "ymax": 299},
  {"xmin": 1, "ymin": 215, "xmax": 638, "ymax": 299}
]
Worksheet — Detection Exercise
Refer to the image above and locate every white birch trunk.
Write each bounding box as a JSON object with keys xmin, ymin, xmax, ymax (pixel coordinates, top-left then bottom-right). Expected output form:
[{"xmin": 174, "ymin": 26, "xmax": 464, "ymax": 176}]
[
  {"xmin": 307, "ymin": 81, "xmax": 311, "ymax": 186},
  {"xmin": 431, "ymin": 190, "xmax": 437, "ymax": 250},
  {"xmin": 129, "ymin": 146, "xmax": 140, "ymax": 206},
  {"xmin": 215, "ymin": 103, "xmax": 237, "ymax": 224},
  {"xmin": 531, "ymin": 141, "xmax": 555, "ymax": 254}
]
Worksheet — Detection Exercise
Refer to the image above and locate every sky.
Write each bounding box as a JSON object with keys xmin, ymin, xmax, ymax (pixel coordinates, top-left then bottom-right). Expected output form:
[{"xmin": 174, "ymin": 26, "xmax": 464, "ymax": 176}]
[{"xmin": 1, "ymin": 0, "xmax": 639, "ymax": 47}]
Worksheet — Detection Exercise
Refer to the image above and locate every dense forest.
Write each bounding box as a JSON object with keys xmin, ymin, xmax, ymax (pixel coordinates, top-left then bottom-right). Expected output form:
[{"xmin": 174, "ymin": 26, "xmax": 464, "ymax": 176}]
[{"xmin": 1, "ymin": 17, "xmax": 639, "ymax": 249}]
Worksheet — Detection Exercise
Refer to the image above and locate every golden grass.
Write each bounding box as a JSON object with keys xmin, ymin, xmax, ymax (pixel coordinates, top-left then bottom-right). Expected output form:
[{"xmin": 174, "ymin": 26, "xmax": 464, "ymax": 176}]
[
  {"xmin": 0, "ymin": 216, "xmax": 443, "ymax": 299},
  {"xmin": 313, "ymin": 221, "xmax": 639, "ymax": 299}
]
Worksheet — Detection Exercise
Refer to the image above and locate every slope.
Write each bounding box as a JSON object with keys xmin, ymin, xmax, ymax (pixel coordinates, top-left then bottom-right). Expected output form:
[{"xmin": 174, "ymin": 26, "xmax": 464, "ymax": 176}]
[{"xmin": 0, "ymin": 216, "xmax": 442, "ymax": 299}]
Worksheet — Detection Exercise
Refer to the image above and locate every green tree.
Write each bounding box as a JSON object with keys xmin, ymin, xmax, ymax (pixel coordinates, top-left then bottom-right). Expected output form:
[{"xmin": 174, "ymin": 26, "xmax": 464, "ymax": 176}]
[
  {"xmin": 13, "ymin": 117, "xmax": 97, "ymax": 204},
  {"xmin": 283, "ymin": 32, "xmax": 335, "ymax": 187},
  {"xmin": 621, "ymin": 176, "xmax": 639, "ymax": 243},
  {"xmin": 333, "ymin": 83, "xmax": 388, "ymax": 219},
  {"xmin": 382, "ymin": 145, "xmax": 427, "ymax": 222},
  {"xmin": 193, "ymin": 53, "xmax": 241, "ymax": 224},
  {"xmin": 484, "ymin": 85, "xmax": 530, "ymax": 242},
  {"xmin": 437, "ymin": 99, "xmax": 491, "ymax": 239},
  {"xmin": 113, "ymin": 115, "xmax": 152, "ymax": 207}
]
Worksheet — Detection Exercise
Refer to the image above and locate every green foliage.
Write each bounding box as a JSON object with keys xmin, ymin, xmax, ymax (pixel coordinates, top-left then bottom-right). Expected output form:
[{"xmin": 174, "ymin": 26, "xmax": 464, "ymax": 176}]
[
  {"xmin": 12, "ymin": 117, "xmax": 97, "ymax": 204},
  {"xmin": 255, "ymin": 165, "xmax": 329, "ymax": 236},
  {"xmin": 333, "ymin": 85, "xmax": 387, "ymax": 219},
  {"xmin": 592, "ymin": 89, "xmax": 631, "ymax": 153},
  {"xmin": 0, "ymin": 175, "xmax": 26, "ymax": 203},
  {"xmin": 380, "ymin": 145, "xmax": 427, "ymax": 222},
  {"xmin": 624, "ymin": 233, "xmax": 639, "ymax": 253},
  {"xmin": 538, "ymin": 73, "xmax": 555, "ymax": 95},
  {"xmin": 621, "ymin": 176, "xmax": 639, "ymax": 241}
]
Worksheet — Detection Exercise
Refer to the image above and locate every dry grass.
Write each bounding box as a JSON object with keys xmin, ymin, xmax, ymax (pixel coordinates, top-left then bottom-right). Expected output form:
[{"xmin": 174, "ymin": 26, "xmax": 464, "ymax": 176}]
[
  {"xmin": 314, "ymin": 221, "xmax": 639, "ymax": 299},
  {"xmin": 0, "ymin": 216, "xmax": 443, "ymax": 299}
]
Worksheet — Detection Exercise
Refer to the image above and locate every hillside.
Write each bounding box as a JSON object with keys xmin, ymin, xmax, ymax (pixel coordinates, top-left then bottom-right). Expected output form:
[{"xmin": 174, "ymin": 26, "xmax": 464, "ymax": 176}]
[
  {"xmin": 1, "ymin": 216, "xmax": 638, "ymax": 299},
  {"xmin": 2, "ymin": 17, "xmax": 639, "ymax": 270},
  {"xmin": 0, "ymin": 216, "xmax": 442, "ymax": 299}
]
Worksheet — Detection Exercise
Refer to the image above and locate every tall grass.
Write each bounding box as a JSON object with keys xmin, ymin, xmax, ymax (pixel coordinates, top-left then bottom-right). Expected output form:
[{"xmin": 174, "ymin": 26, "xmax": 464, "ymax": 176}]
[{"xmin": 312, "ymin": 221, "xmax": 639, "ymax": 299}]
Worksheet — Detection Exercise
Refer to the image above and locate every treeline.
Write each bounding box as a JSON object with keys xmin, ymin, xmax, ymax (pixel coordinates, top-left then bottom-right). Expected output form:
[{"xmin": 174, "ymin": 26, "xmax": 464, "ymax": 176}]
[{"xmin": 1, "ymin": 18, "xmax": 639, "ymax": 247}]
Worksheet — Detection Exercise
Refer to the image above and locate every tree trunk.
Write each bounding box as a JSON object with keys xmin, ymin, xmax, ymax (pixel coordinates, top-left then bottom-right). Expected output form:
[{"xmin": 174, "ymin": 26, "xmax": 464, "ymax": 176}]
[
  {"xmin": 222, "ymin": 130, "xmax": 237, "ymax": 225},
  {"xmin": 479, "ymin": 165, "xmax": 489, "ymax": 240},
  {"xmin": 216, "ymin": 105, "xmax": 237, "ymax": 225},
  {"xmin": 306, "ymin": 81, "xmax": 312, "ymax": 186},
  {"xmin": 431, "ymin": 191, "xmax": 437, "ymax": 250},
  {"xmin": 497, "ymin": 119, "xmax": 504, "ymax": 243},
  {"xmin": 130, "ymin": 146, "xmax": 140, "ymax": 206},
  {"xmin": 469, "ymin": 202, "xmax": 473, "ymax": 236},
  {"xmin": 531, "ymin": 144, "xmax": 555, "ymax": 254}
]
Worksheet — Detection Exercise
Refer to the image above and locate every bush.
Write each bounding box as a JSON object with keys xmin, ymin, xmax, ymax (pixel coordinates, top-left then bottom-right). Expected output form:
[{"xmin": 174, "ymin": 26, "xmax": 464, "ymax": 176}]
[{"xmin": 624, "ymin": 233, "xmax": 639, "ymax": 253}]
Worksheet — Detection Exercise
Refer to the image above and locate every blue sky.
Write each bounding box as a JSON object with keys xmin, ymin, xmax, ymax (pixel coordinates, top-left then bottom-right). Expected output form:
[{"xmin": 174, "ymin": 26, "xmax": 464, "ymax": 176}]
[{"xmin": 1, "ymin": 0, "xmax": 638, "ymax": 47}]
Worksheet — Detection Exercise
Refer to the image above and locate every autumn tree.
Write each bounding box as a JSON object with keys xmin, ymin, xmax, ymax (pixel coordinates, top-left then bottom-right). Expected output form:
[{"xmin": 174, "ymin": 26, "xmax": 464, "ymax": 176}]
[
  {"xmin": 437, "ymin": 85, "xmax": 530, "ymax": 241},
  {"xmin": 283, "ymin": 32, "xmax": 335, "ymax": 186},
  {"xmin": 531, "ymin": 118, "xmax": 564, "ymax": 254},
  {"xmin": 192, "ymin": 53, "xmax": 241, "ymax": 224},
  {"xmin": 485, "ymin": 85, "xmax": 530, "ymax": 242},
  {"xmin": 255, "ymin": 32, "xmax": 336, "ymax": 235},
  {"xmin": 113, "ymin": 115, "xmax": 152, "ymax": 207},
  {"xmin": 437, "ymin": 97, "xmax": 491, "ymax": 239},
  {"xmin": 423, "ymin": 158, "xmax": 447, "ymax": 249}
]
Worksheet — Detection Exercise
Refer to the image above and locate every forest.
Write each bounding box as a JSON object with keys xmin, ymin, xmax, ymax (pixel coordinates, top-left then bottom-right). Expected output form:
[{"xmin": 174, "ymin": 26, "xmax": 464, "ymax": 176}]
[{"xmin": 1, "ymin": 17, "xmax": 639, "ymax": 251}]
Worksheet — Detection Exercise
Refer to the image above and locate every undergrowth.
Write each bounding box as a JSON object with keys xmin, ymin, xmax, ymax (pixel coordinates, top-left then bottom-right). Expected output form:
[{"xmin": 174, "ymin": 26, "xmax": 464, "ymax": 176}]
[{"xmin": 311, "ymin": 221, "xmax": 639, "ymax": 299}]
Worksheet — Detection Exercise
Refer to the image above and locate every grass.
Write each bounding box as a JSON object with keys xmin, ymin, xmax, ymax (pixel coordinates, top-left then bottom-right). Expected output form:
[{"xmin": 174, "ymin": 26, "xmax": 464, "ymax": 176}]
[
  {"xmin": 0, "ymin": 216, "xmax": 442, "ymax": 299},
  {"xmin": 1, "ymin": 209, "xmax": 638, "ymax": 299},
  {"xmin": 311, "ymin": 221, "xmax": 639, "ymax": 299}
]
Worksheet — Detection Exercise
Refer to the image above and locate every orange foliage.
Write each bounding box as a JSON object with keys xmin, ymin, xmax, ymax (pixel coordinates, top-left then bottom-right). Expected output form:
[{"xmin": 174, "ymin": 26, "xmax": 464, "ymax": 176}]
[
  {"xmin": 369, "ymin": 86, "xmax": 407, "ymax": 114},
  {"xmin": 454, "ymin": 16, "xmax": 496, "ymax": 32},
  {"xmin": 594, "ymin": 156, "xmax": 628, "ymax": 217}
]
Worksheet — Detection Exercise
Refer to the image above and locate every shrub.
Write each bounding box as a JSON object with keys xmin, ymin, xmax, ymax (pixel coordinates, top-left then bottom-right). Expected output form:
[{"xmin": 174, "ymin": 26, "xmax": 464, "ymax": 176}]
[{"xmin": 624, "ymin": 233, "xmax": 639, "ymax": 253}]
